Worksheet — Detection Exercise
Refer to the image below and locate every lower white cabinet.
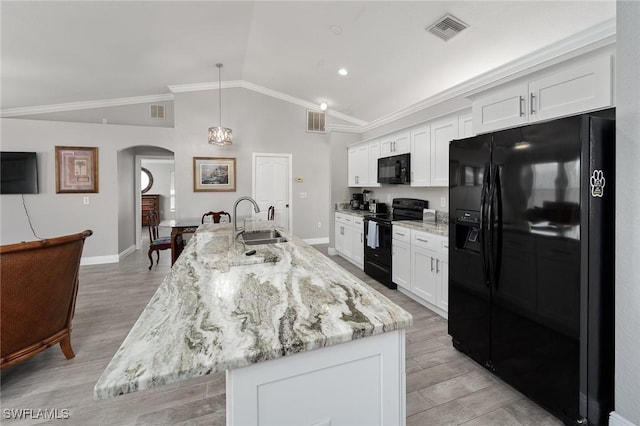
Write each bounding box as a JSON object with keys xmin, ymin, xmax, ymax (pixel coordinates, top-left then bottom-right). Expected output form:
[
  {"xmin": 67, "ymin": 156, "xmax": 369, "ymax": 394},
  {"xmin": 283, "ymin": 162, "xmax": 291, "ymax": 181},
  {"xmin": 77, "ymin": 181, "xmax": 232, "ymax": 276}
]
[
  {"xmin": 392, "ymin": 225, "xmax": 449, "ymax": 318},
  {"xmin": 334, "ymin": 212, "xmax": 364, "ymax": 269}
]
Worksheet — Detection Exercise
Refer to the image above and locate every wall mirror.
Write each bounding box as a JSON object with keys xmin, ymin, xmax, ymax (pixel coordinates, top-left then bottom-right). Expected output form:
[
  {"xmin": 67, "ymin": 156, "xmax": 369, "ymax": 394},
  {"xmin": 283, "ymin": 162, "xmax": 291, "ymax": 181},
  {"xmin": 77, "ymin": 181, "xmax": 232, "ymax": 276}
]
[{"xmin": 141, "ymin": 167, "xmax": 153, "ymax": 194}]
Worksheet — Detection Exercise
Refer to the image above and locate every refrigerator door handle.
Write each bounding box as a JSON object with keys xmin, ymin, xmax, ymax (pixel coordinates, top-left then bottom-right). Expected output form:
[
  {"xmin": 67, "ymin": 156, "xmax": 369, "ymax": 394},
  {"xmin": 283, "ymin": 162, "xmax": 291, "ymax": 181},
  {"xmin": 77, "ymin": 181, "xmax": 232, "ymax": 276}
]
[
  {"xmin": 487, "ymin": 166, "xmax": 498, "ymax": 290},
  {"xmin": 488, "ymin": 165, "xmax": 503, "ymax": 289},
  {"xmin": 479, "ymin": 164, "xmax": 491, "ymax": 286}
]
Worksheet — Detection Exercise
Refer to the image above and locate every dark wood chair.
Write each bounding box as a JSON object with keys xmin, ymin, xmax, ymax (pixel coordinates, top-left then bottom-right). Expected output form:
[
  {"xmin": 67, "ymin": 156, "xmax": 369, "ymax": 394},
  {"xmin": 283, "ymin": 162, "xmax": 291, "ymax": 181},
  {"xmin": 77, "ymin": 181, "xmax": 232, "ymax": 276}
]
[
  {"xmin": 147, "ymin": 210, "xmax": 171, "ymax": 270},
  {"xmin": 201, "ymin": 211, "xmax": 231, "ymax": 224},
  {"xmin": 1, "ymin": 230, "xmax": 93, "ymax": 369}
]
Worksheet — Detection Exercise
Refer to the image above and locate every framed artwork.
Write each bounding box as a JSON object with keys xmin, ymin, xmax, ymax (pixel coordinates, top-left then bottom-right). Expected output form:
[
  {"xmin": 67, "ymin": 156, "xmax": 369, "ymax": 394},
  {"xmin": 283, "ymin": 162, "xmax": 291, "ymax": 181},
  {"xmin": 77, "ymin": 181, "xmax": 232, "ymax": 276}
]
[
  {"xmin": 55, "ymin": 146, "xmax": 99, "ymax": 193},
  {"xmin": 193, "ymin": 157, "xmax": 236, "ymax": 192}
]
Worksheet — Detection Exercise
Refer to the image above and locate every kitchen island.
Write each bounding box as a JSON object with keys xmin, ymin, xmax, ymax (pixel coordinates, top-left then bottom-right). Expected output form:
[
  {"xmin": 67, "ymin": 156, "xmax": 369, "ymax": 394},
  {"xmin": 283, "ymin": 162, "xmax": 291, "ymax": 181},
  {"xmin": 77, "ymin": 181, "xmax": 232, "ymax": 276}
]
[{"xmin": 94, "ymin": 223, "xmax": 412, "ymax": 425}]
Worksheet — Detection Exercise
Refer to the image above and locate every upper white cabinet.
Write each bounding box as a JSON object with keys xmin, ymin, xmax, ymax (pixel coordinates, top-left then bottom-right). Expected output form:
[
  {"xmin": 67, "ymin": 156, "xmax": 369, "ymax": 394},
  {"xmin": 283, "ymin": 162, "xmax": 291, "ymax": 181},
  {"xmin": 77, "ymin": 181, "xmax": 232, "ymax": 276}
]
[
  {"xmin": 410, "ymin": 124, "xmax": 431, "ymax": 187},
  {"xmin": 380, "ymin": 130, "xmax": 410, "ymax": 157},
  {"xmin": 458, "ymin": 112, "xmax": 474, "ymax": 138},
  {"xmin": 430, "ymin": 115, "xmax": 458, "ymax": 187},
  {"xmin": 472, "ymin": 55, "xmax": 613, "ymax": 134},
  {"xmin": 348, "ymin": 141, "xmax": 380, "ymax": 187}
]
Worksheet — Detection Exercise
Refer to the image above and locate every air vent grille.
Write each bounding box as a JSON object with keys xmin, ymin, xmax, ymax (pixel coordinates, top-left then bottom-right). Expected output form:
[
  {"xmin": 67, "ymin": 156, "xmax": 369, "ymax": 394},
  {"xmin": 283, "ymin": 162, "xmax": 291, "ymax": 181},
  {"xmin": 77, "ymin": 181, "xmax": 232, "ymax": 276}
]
[
  {"xmin": 426, "ymin": 14, "xmax": 469, "ymax": 41},
  {"xmin": 306, "ymin": 110, "xmax": 326, "ymax": 133},
  {"xmin": 150, "ymin": 104, "xmax": 166, "ymax": 119}
]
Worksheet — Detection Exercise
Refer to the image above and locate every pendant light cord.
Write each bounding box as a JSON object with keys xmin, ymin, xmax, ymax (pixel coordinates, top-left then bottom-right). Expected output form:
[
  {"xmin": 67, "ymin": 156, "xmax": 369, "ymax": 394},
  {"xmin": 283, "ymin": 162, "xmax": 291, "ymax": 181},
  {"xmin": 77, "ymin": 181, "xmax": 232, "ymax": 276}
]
[{"xmin": 217, "ymin": 63, "xmax": 223, "ymax": 127}]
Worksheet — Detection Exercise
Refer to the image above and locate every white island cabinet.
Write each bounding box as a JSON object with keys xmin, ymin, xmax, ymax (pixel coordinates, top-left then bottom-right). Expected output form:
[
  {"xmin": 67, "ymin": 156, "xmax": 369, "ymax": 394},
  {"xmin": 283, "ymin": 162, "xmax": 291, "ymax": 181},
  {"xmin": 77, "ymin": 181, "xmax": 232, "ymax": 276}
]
[{"xmin": 94, "ymin": 223, "xmax": 412, "ymax": 426}]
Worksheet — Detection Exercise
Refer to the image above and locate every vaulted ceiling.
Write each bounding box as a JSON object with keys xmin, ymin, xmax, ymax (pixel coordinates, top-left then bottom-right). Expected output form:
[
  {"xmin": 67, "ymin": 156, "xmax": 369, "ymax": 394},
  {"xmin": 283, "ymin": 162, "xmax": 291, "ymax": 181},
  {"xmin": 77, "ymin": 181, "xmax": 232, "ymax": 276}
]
[{"xmin": 1, "ymin": 1, "xmax": 616, "ymax": 124}]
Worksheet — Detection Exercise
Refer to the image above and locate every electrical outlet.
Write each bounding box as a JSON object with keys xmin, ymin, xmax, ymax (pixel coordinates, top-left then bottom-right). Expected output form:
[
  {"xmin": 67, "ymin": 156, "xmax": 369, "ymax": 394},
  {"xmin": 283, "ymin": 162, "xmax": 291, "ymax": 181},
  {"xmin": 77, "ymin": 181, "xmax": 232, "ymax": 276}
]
[
  {"xmin": 440, "ymin": 197, "xmax": 446, "ymax": 207},
  {"xmin": 83, "ymin": 196, "xmax": 90, "ymax": 205},
  {"xmin": 299, "ymin": 192, "xmax": 307, "ymax": 198},
  {"xmin": 317, "ymin": 222, "xmax": 322, "ymax": 229}
]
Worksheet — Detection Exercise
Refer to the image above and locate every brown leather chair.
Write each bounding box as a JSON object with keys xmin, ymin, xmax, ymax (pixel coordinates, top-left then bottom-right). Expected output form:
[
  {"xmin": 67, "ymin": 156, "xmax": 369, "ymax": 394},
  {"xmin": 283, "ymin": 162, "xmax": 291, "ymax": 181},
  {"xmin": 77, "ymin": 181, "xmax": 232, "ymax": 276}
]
[
  {"xmin": 1, "ymin": 230, "xmax": 93, "ymax": 369},
  {"xmin": 147, "ymin": 210, "xmax": 171, "ymax": 270},
  {"xmin": 201, "ymin": 211, "xmax": 231, "ymax": 224}
]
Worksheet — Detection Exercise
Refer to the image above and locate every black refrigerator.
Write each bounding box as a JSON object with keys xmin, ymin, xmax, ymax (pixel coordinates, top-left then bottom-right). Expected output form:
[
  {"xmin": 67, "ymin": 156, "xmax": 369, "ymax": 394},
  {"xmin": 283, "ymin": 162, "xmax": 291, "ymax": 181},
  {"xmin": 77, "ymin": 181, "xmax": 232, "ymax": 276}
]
[{"xmin": 448, "ymin": 110, "xmax": 614, "ymax": 426}]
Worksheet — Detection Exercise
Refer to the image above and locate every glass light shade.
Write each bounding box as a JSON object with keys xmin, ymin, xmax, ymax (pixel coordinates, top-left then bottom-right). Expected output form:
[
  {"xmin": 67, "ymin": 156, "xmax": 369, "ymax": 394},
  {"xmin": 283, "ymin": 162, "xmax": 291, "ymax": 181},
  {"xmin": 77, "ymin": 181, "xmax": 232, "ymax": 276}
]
[{"xmin": 208, "ymin": 126, "xmax": 233, "ymax": 146}]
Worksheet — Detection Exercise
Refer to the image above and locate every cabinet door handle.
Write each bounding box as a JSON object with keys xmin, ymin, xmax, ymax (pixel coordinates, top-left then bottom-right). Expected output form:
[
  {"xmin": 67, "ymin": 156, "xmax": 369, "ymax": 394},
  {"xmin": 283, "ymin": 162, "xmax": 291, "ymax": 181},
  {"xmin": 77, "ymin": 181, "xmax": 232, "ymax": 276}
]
[
  {"xmin": 416, "ymin": 238, "xmax": 429, "ymax": 243},
  {"xmin": 436, "ymin": 259, "xmax": 440, "ymax": 273},
  {"xmin": 430, "ymin": 257, "xmax": 434, "ymax": 272},
  {"xmin": 519, "ymin": 96, "xmax": 525, "ymax": 116},
  {"xmin": 340, "ymin": 226, "xmax": 344, "ymax": 235},
  {"xmin": 360, "ymin": 233, "xmax": 363, "ymax": 243},
  {"xmin": 530, "ymin": 93, "xmax": 536, "ymax": 115},
  {"xmin": 396, "ymin": 232, "xmax": 406, "ymax": 237}
]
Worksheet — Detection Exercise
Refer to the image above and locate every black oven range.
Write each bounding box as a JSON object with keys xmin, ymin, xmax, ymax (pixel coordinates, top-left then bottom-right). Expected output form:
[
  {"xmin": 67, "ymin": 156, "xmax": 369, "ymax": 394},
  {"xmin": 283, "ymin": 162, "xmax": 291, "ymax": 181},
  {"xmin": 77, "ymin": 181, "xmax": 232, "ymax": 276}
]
[{"xmin": 363, "ymin": 198, "xmax": 428, "ymax": 289}]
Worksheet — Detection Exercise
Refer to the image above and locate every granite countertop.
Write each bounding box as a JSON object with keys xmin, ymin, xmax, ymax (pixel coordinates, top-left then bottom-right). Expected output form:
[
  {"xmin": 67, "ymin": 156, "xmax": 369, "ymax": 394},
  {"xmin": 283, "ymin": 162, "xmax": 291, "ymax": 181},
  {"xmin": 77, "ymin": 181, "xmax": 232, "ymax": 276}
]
[
  {"xmin": 94, "ymin": 223, "xmax": 412, "ymax": 400},
  {"xmin": 334, "ymin": 208, "xmax": 372, "ymax": 218},
  {"xmin": 392, "ymin": 220, "xmax": 449, "ymax": 237}
]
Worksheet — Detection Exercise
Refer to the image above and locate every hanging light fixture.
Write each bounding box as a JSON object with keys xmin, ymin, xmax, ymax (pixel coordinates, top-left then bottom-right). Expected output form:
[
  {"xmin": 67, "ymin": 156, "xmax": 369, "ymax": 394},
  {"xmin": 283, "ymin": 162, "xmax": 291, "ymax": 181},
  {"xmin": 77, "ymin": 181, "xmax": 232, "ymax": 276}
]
[{"xmin": 208, "ymin": 63, "xmax": 232, "ymax": 146}]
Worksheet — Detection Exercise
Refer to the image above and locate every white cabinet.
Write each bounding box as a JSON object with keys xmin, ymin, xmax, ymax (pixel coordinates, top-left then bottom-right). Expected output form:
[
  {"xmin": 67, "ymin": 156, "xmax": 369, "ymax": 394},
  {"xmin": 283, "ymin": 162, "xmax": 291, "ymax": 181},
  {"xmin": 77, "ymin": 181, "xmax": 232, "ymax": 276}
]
[
  {"xmin": 472, "ymin": 55, "xmax": 612, "ymax": 134},
  {"xmin": 380, "ymin": 130, "xmax": 410, "ymax": 157},
  {"xmin": 458, "ymin": 112, "xmax": 474, "ymax": 138},
  {"xmin": 391, "ymin": 225, "xmax": 411, "ymax": 290},
  {"xmin": 352, "ymin": 217, "xmax": 364, "ymax": 267},
  {"xmin": 391, "ymin": 227, "xmax": 449, "ymax": 318},
  {"xmin": 430, "ymin": 115, "xmax": 457, "ymax": 187},
  {"xmin": 348, "ymin": 141, "xmax": 380, "ymax": 187},
  {"xmin": 410, "ymin": 124, "xmax": 431, "ymax": 187},
  {"xmin": 334, "ymin": 212, "xmax": 364, "ymax": 268}
]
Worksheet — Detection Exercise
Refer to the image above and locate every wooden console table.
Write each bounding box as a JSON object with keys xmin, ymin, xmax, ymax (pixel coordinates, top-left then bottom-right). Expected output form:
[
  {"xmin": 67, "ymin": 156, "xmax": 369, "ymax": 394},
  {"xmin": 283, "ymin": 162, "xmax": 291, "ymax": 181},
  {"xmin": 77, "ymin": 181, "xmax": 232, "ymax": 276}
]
[{"xmin": 159, "ymin": 219, "xmax": 201, "ymax": 265}]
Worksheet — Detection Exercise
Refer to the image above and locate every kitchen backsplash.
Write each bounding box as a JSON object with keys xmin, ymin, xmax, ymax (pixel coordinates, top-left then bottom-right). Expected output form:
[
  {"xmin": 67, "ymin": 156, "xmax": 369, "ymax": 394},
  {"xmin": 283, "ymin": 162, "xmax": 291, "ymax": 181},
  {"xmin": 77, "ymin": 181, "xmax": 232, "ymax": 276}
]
[{"xmin": 334, "ymin": 202, "xmax": 448, "ymax": 224}]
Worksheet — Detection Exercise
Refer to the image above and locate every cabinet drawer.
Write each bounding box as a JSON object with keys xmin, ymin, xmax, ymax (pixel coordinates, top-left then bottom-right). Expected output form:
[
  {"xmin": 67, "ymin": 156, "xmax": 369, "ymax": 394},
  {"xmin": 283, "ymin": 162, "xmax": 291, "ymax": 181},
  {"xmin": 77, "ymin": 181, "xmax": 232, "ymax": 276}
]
[
  {"xmin": 353, "ymin": 217, "xmax": 364, "ymax": 227},
  {"xmin": 392, "ymin": 226, "xmax": 410, "ymax": 243},
  {"xmin": 411, "ymin": 231, "xmax": 438, "ymax": 250}
]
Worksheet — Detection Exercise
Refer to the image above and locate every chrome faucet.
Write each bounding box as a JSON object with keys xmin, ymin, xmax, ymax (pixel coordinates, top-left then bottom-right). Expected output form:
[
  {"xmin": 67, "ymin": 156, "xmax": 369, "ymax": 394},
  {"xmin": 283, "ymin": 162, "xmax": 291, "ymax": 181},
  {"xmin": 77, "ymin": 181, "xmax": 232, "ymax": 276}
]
[{"xmin": 233, "ymin": 196, "xmax": 261, "ymax": 238}]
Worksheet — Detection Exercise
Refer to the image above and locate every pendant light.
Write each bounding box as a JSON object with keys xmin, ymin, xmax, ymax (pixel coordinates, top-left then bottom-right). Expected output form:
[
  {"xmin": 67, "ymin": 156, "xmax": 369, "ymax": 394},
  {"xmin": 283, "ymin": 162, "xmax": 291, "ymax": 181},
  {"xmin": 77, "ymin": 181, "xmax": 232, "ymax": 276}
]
[{"xmin": 208, "ymin": 63, "xmax": 233, "ymax": 146}]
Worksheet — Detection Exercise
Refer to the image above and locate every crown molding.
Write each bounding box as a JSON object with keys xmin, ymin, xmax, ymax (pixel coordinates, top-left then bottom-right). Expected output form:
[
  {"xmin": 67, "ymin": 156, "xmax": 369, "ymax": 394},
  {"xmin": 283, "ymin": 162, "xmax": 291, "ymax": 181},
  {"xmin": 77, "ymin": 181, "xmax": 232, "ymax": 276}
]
[
  {"xmin": 169, "ymin": 79, "xmax": 367, "ymax": 127},
  {"xmin": 360, "ymin": 18, "xmax": 616, "ymax": 133},
  {"xmin": 0, "ymin": 94, "xmax": 174, "ymax": 118}
]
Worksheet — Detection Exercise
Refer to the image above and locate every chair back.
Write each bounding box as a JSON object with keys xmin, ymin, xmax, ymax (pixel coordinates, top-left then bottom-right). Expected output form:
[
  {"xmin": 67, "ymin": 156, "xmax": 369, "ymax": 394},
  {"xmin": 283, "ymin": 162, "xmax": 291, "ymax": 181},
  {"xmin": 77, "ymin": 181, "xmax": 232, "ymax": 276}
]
[
  {"xmin": 147, "ymin": 210, "xmax": 161, "ymax": 241},
  {"xmin": 201, "ymin": 211, "xmax": 231, "ymax": 224},
  {"xmin": 1, "ymin": 230, "xmax": 92, "ymax": 366}
]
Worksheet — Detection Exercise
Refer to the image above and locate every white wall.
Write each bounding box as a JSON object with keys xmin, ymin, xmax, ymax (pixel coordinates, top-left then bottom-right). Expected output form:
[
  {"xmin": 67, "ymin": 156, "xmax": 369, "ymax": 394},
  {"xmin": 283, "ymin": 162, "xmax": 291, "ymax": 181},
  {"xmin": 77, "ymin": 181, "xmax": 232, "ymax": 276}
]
[
  {"xmin": 614, "ymin": 1, "xmax": 640, "ymax": 424},
  {"xmin": 117, "ymin": 150, "xmax": 135, "ymax": 253},
  {"xmin": 173, "ymin": 88, "xmax": 333, "ymax": 239},
  {"xmin": 0, "ymin": 119, "xmax": 174, "ymax": 258}
]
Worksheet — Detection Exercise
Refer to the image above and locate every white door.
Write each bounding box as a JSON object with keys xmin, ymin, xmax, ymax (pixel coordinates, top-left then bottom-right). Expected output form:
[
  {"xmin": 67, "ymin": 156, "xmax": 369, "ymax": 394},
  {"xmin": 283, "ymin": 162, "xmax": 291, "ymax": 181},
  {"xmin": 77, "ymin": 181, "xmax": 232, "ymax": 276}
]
[{"xmin": 253, "ymin": 153, "xmax": 292, "ymax": 231}]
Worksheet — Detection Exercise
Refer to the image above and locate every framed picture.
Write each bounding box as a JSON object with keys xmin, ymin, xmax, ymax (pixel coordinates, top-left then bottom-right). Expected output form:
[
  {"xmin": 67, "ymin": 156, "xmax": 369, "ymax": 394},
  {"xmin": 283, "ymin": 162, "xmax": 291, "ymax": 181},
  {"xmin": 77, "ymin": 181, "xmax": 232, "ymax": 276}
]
[
  {"xmin": 55, "ymin": 146, "xmax": 99, "ymax": 193},
  {"xmin": 193, "ymin": 157, "xmax": 236, "ymax": 192}
]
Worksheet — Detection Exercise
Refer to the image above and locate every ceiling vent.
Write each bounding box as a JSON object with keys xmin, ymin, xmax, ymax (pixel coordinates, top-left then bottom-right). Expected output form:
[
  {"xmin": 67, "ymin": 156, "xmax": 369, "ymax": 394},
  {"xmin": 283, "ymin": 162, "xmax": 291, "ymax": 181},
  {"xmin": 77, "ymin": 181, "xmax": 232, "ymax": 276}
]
[
  {"xmin": 426, "ymin": 14, "xmax": 469, "ymax": 41},
  {"xmin": 150, "ymin": 104, "xmax": 166, "ymax": 119},
  {"xmin": 306, "ymin": 110, "xmax": 326, "ymax": 133}
]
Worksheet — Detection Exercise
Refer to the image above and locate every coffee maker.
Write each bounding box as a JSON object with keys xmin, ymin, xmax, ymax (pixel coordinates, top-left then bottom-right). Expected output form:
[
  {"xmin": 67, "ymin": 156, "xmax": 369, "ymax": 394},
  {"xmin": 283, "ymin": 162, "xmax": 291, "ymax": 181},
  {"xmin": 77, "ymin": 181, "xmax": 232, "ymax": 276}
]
[{"xmin": 350, "ymin": 193, "xmax": 364, "ymax": 210}]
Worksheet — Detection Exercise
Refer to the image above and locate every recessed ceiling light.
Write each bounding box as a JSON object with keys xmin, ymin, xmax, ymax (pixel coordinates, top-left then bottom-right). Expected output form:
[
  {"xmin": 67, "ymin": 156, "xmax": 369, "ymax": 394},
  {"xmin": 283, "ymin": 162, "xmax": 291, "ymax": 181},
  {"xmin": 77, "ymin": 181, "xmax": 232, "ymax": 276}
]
[
  {"xmin": 338, "ymin": 68, "xmax": 348, "ymax": 76},
  {"xmin": 320, "ymin": 102, "xmax": 328, "ymax": 111}
]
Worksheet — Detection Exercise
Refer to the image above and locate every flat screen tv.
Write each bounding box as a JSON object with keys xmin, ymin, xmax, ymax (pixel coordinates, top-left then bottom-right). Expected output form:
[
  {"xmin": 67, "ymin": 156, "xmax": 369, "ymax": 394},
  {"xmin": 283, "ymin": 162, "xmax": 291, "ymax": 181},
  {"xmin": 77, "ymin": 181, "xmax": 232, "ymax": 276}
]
[{"xmin": 0, "ymin": 152, "xmax": 39, "ymax": 194}]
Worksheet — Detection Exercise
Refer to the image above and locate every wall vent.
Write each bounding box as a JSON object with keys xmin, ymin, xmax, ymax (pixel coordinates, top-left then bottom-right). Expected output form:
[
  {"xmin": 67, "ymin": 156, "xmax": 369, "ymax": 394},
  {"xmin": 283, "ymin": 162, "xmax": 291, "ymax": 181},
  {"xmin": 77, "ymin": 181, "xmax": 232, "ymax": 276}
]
[
  {"xmin": 150, "ymin": 104, "xmax": 166, "ymax": 119},
  {"xmin": 306, "ymin": 110, "xmax": 326, "ymax": 133},
  {"xmin": 426, "ymin": 14, "xmax": 469, "ymax": 41}
]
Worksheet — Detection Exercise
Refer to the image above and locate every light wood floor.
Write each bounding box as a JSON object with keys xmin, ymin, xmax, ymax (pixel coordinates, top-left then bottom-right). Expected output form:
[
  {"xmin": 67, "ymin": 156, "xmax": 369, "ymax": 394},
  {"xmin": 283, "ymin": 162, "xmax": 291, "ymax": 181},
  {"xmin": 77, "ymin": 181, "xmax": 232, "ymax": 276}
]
[{"xmin": 0, "ymin": 238, "xmax": 562, "ymax": 425}]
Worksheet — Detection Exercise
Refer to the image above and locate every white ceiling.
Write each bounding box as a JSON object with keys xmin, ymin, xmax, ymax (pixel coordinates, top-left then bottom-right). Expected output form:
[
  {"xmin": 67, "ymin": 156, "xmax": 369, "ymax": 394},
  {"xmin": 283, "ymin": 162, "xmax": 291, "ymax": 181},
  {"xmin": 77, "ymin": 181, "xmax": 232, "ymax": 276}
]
[{"xmin": 1, "ymin": 1, "xmax": 616, "ymax": 124}]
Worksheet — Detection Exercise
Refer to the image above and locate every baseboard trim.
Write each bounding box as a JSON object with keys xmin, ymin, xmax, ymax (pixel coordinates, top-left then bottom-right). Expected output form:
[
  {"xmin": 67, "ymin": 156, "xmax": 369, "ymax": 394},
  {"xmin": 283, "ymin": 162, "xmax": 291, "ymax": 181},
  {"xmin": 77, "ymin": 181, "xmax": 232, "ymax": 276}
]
[
  {"xmin": 80, "ymin": 255, "xmax": 119, "ymax": 266},
  {"xmin": 119, "ymin": 245, "xmax": 136, "ymax": 261},
  {"xmin": 302, "ymin": 237, "xmax": 330, "ymax": 245},
  {"xmin": 610, "ymin": 412, "xmax": 638, "ymax": 426}
]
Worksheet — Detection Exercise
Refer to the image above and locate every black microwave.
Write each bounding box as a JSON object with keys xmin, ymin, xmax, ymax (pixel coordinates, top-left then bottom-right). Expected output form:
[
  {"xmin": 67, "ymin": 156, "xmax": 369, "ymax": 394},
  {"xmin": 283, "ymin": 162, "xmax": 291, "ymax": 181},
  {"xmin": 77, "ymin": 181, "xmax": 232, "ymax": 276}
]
[{"xmin": 378, "ymin": 153, "xmax": 410, "ymax": 184}]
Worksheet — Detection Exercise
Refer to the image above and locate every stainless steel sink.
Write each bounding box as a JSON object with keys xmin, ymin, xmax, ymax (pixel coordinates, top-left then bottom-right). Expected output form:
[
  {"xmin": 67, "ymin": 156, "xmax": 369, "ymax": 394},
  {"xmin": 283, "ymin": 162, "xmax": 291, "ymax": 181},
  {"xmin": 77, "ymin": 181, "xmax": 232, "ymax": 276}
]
[{"xmin": 242, "ymin": 230, "xmax": 288, "ymax": 245}]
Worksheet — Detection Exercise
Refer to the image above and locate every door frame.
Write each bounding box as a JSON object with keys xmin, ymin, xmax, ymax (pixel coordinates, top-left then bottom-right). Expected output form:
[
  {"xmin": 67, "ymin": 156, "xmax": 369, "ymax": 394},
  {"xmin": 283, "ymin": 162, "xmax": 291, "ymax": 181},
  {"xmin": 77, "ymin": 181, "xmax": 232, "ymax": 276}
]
[{"xmin": 251, "ymin": 152, "xmax": 293, "ymax": 233}]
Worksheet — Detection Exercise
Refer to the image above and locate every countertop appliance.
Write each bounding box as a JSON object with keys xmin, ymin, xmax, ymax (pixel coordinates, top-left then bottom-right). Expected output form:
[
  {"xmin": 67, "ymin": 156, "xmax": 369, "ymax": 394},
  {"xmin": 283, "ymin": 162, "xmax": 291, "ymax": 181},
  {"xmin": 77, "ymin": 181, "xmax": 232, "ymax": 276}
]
[
  {"xmin": 378, "ymin": 153, "xmax": 410, "ymax": 184},
  {"xmin": 363, "ymin": 198, "xmax": 428, "ymax": 289},
  {"xmin": 350, "ymin": 193, "xmax": 364, "ymax": 210},
  {"xmin": 448, "ymin": 110, "xmax": 614, "ymax": 425}
]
